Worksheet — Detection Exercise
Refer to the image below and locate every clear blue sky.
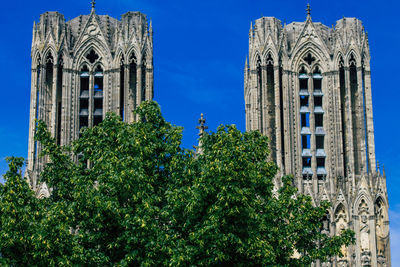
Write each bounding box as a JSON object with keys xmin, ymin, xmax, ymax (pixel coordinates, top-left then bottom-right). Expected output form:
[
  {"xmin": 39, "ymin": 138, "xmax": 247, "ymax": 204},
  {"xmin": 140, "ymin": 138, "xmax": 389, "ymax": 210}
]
[{"xmin": 0, "ymin": 0, "xmax": 399, "ymax": 263}]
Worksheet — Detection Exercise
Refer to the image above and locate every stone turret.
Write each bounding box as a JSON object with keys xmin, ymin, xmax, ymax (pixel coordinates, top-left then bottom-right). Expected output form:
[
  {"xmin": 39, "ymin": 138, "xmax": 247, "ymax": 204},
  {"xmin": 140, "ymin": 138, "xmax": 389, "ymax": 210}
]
[{"xmin": 245, "ymin": 5, "xmax": 390, "ymax": 266}]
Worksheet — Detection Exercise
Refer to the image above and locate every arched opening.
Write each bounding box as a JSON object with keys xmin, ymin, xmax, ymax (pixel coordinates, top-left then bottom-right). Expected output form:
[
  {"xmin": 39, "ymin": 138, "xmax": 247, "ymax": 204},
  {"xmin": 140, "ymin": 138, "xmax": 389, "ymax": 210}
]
[
  {"xmin": 339, "ymin": 56, "xmax": 347, "ymax": 176},
  {"xmin": 256, "ymin": 56, "xmax": 262, "ymax": 132},
  {"xmin": 56, "ymin": 58, "xmax": 63, "ymax": 145},
  {"xmin": 119, "ymin": 56, "xmax": 125, "ymax": 120},
  {"xmin": 79, "ymin": 65, "xmax": 89, "ymax": 132},
  {"xmin": 45, "ymin": 53, "xmax": 54, "ymax": 126},
  {"xmin": 129, "ymin": 53, "xmax": 137, "ymax": 112},
  {"xmin": 93, "ymin": 65, "xmax": 103, "ymax": 126},
  {"xmin": 313, "ymin": 67, "xmax": 325, "ymax": 180},
  {"xmin": 349, "ymin": 54, "xmax": 360, "ymax": 174},
  {"xmin": 266, "ymin": 53, "xmax": 276, "ymax": 161},
  {"xmin": 299, "ymin": 66, "xmax": 311, "ymax": 180}
]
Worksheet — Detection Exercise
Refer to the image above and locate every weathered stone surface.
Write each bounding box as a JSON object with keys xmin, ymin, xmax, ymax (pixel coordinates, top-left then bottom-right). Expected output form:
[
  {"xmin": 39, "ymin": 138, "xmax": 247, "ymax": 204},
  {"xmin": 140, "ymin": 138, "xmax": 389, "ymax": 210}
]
[{"xmin": 245, "ymin": 10, "xmax": 391, "ymax": 267}]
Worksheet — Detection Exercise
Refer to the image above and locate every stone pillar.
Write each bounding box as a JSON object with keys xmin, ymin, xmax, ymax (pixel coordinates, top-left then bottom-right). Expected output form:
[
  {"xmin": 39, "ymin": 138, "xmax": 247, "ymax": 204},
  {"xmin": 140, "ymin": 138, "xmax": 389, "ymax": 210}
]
[
  {"xmin": 261, "ymin": 65, "xmax": 267, "ymax": 135},
  {"xmin": 124, "ymin": 64, "xmax": 130, "ymax": 122},
  {"xmin": 363, "ymin": 67, "xmax": 376, "ymax": 173},
  {"xmin": 146, "ymin": 65, "xmax": 153, "ymax": 100},
  {"xmin": 136, "ymin": 61, "xmax": 142, "ymax": 121},
  {"xmin": 274, "ymin": 65, "xmax": 282, "ymax": 170},
  {"xmin": 357, "ymin": 66, "xmax": 367, "ymax": 173},
  {"xmin": 51, "ymin": 64, "xmax": 58, "ymax": 138},
  {"xmin": 344, "ymin": 66, "xmax": 355, "ymax": 178},
  {"xmin": 27, "ymin": 67, "xmax": 38, "ymax": 175}
]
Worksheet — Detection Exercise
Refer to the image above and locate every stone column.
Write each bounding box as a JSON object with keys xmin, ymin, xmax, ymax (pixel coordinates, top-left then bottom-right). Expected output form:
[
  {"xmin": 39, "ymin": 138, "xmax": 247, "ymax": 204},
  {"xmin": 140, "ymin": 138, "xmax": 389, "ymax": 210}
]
[
  {"xmin": 27, "ymin": 67, "xmax": 38, "ymax": 175},
  {"xmin": 124, "ymin": 64, "xmax": 130, "ymax": 122},
  {"xmin": 146, "ymin": 65, "xmax": 153, "ymax": 100},
  {"xmin": 363, "ymin": 66, "xmax": 376, "ymax": 173},
  {"xmin": 344, "ymin": 66, "xmax": 355, "ymax": 178},
  {"xmin": 51, "ymin": 64, "xmax": 58, "ymax": 138},
  {"xmin": 261, "ymin": 65, "xmax": 267, "ymax": 135},
  {"xmin": 136, "ymin": 61, "xmax": 142, "ymax": 121},
  {"xmin": 357, "ymin": 66, "xmax": 367, "ymax": 172},
  {"xmin": 274, "ymin": 65, "xmax": 282, "ymax": 170}
]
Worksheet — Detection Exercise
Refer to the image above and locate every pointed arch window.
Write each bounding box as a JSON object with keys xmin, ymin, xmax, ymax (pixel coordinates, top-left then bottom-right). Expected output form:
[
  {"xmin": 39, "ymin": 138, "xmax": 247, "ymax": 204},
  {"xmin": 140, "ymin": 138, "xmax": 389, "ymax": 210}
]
[
  {"xmin": 119, "ymin": 57, "xmax": 125, "ymax": 119},
  {"xmin": 79, "ymin": 65, "xmax": 89, "ymax": 131},
  {"xmin": 299, "ymin": 66, "xmax": 311, "ymax": 178},
  {"xmin": 93, "ymin": 65, "xmax": 103, "ymax": 126}
]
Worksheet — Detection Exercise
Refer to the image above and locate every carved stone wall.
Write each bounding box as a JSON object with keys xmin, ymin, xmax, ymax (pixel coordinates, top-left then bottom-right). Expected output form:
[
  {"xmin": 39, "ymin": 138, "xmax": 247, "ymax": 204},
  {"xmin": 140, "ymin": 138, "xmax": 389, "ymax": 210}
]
[
  {"xmin": 26, "ymin": 7, "xmax": 154, "ymax": 194},
  {"xmin": 244, "ymin": 11, "xmax": 391, "ymax": 267}
]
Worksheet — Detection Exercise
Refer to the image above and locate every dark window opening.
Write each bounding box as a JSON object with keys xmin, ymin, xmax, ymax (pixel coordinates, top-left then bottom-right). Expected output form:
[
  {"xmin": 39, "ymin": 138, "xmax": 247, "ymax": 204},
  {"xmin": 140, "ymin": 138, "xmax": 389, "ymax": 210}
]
[
  {"xmin": 315, "ymin": 114, "xmax": 323, "ymax": 127},
  {"xmin": 316, "ymin": 136, "xmax": 324, "ymax": 149},
  {"xmin": 300, "ymin": 79, "xmax": 308, "ymax": 90},
  {"xmin": 314, "ymin": 96, "xmax": 322, "ymax": 107},
  {"xmin": 79, "ymin": 66, "xmax": 89, "ymax": 131},
  {"xmin": 303, "ymin": 157, "xmax": 312, "ymax": 167},
  {"xmin": 56, "ymin": 61, "xmax": 63, "ymax": 145},
  {"xmin": 339, "ymin": 57, "xmax": 347, "ymax": 174},
  {"xmin": 300, "ymin": 95, "xmax": 309, "ymax": 106},
  {"xmin": 350, "ymin": 54, "xmax": 360, "ymax": 174},
  {"xmin": 301, "ymin": 113, "xmax": 310, "ymax": 127},
  {"xmin": 302, "ymin": 135, "xmax": 311, "ymax": 149},
  {"xmin": 86, "ymin": 49, "xmax": 99, "ymax": 64},
  {"xmin": 313, "ymin": 79, "xmax": 321, "ymax": 91},
  {"xmin": 93, "ymin": 66, "xmax": 103, "ymax": 126},
  {"xmin": 317, "ymin": 158, "xmax": 325, "ymax": 167},
  {"xmin": 141, "ymin": 64, "xmax": 146, "ymax": 102},
  {"xmin": 120, "ymin": 61, "xmax": 125, "ymax": 120},
  {"xmin": 129, "ymin": 58, "xmax": 137, "ymax": 110}
]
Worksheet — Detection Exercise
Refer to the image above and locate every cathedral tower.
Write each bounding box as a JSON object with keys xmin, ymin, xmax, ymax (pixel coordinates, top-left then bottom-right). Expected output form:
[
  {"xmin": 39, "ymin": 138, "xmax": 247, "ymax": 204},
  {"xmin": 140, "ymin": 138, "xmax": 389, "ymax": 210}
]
[
  {"xmin": 26, "ymin": 3, "xmax": 153, "ymax": 195},
  {"xmin": 244, "ymin": 6, "xmax": 390, "ymax": 267}
]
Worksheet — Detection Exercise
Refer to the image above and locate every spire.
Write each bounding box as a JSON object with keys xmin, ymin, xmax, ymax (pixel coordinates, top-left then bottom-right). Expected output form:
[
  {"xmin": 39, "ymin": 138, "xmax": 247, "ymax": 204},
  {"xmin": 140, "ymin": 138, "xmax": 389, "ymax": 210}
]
[
  {"xmin": 195, "ymin": 113, "xmax": 208, "ymax": 155},
  {"xmin": 382, "ymin": 164, "xmax": 386, "ymax": 177},
  {"xmin": 91, "ymin": 0, "xmax": 96, "ymax": 12},
  {"xmin": 306, "ymin": 3, "xmax": 311, "ymax": 19}
]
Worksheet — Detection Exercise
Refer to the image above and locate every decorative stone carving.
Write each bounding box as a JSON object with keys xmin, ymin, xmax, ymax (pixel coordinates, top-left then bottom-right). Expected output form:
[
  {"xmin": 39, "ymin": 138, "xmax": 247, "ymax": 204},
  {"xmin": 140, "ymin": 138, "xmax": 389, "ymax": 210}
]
[{"xmin": 359, "ymin": 199, "xmax": 370, "ymax": 252}]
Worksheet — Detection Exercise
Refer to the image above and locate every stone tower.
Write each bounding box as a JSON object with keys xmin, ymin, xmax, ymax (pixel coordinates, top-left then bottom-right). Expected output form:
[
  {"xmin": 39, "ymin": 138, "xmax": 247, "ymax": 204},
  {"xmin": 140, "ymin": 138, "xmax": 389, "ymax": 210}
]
[
  {"xmin": 244, "ymin": 6, "xmax": 390, "ymax": 267},
  {"xmin": 26, "ymin": 2, "xmax": 153, "ymax": 196}
]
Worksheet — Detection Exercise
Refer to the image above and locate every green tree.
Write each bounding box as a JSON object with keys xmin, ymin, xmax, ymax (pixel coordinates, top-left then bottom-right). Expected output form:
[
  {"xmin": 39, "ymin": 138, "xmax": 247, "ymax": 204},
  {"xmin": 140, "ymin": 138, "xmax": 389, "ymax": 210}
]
[{"xmin": 0, "ymin": 101, "xmax": 354, "ymax": 266}]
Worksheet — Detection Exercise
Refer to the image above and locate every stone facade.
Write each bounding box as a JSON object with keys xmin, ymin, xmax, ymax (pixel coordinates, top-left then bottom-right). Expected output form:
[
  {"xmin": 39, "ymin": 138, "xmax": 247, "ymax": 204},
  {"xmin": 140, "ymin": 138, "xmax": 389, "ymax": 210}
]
[
  {"xmin": 26, "ymin": 5, "xmax": 153, "ymax": 196},
  {"xmin": 244, "ymin": 10, "xmax": 390, "ymax": 267}
]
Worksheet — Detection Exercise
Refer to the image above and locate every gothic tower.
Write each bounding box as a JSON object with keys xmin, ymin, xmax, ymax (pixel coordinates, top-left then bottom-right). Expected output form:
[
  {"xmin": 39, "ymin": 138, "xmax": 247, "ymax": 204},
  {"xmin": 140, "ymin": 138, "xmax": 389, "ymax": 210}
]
[
  {"xmin": 26, "ymin": 2, "xmax": 154, "ymax": 196},
  {"xmin": 244, "ymin": 6, "xmax": 390, "ymax": 267}
]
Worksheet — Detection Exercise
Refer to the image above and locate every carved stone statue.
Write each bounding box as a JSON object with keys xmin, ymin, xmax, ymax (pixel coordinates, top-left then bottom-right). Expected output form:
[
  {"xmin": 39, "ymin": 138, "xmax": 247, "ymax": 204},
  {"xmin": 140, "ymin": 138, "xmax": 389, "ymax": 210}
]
[
  {"xmin": 375, "ymin": 198, "xmax": 389, "ymax": 265},
  {"xmin": 359, "ymin": 200, "xmax": 370, "ymax": 252}
]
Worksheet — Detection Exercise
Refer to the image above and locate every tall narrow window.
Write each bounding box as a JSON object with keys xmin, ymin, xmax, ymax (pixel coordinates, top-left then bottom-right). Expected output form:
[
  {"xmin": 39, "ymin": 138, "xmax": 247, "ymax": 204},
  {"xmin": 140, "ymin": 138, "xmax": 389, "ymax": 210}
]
[
  {"xmin": 34, "ymin": 60, "xmax": 41, "ymax": 166},
  {"xmin": 349, "ymin": 54, "xmax": 360, "ymax": 174},
  {"xmin": 256, "ymin": 57, "xmax": 263, "ymax": 132},
  {"xmin": 119, "ymin": 58, "xmax": 125, "ymax": 119},
  {"xmin": 93, "ymin": 65, "xmax": 103, "ymax": 126},
  {"xmin": 56, "ymin": 60, "xmax": 63, "ymax": 145},
  {"xmin": 339, "ymin": 57, "xmax": 347, "ymax": 174},
  {"xmin": 45, "ymin": 54, "xmax": 54, "ymax": 125},
  {"xmin": 299, "ymin": 67, "xmax": 311, "ymax": 178},
  {"xmin": 279, "ymin": 62, "xmax": 285, "ymax": 166},
  {"xmin": 79, "ymin": 65, "xmax": 89, "ymax": 132},
  {"xmin": 141, "ymin": 62, "xmax": 146, "ymax": 102},
  {"xmin": 129, "ymin": 54, "xmax": 137, "ymax": 111},
  {"xmin": 266, "ymin": 54, "xmax": 276, "ymax": 161}
]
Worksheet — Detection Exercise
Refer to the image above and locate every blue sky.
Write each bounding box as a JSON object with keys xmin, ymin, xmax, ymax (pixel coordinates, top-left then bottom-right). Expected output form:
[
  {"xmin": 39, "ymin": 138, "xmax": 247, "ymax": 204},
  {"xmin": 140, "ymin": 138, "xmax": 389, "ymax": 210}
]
[{"xmin": 0, "ymin": 0, "xmax": 399, "ymax": 263}]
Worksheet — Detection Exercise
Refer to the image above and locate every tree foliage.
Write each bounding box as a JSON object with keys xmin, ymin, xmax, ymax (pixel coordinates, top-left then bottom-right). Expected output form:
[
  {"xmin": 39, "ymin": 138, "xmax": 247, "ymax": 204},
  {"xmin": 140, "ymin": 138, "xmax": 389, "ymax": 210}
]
[{"xmin": 0, "ymin": 101, "xmax": 354, "ymax": 266}]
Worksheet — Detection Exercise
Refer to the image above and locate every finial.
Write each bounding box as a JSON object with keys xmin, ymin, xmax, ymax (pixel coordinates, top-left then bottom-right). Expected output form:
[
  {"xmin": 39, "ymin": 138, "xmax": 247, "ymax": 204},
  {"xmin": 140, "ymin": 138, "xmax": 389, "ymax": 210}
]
[
  {"xmin": 306, "ymin": 3, "xmax": 311, "ymax": 18},
  {"xmin": 377, "ymin": 160, "xmax": 380, "ymax": 173},
  {"xmin": 382, "ymin": 164, "xmax": 386, "ymax": 177},
  {"xmin": 91, "ymin": 0, "xmax": 96, "ymax": 11},
  {"xmin": 196, "ymin": 113, "xmax": 208, "ymax": 137},
  {"xmin": 195, "ymin": 113, "xmax": 208, "ymax": 155}
]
